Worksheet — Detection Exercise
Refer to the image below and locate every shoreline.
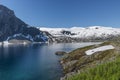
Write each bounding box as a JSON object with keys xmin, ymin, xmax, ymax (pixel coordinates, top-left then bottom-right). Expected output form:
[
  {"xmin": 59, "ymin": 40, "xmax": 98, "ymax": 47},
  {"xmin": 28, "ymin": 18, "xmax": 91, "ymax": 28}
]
[{"xmin": 59, "ymin": 41, "xmax": 118, "ymax": 80}]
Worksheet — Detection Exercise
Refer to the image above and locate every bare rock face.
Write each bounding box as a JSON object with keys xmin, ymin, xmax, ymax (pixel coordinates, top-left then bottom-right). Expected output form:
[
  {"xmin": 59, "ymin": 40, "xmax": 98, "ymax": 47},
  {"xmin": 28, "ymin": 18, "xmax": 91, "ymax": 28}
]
[
  {"xmin": 0, "ymin": 5, "xmax": 47, "ymax": 42},
  {"xmin": 0, "ymin": 5, "xmax": 27, "ymax": 41}
]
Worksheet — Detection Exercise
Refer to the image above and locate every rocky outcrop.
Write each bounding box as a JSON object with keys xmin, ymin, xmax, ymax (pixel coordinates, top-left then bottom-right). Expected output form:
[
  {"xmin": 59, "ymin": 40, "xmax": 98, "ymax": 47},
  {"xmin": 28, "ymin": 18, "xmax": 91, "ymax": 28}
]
[
  {"xmin": 0, "ymin": 5, "xmax": 27, "ymax": 41},
  {"xmin": 0, "ymin": 5, "xmax": 47, "ymax": 42},
  {"xmin": 55, "ymin": 51, "xmax": 67, "ymax": 56},
  {"xmin": 42, "ymin": 31, "xmax": 55, "ymax": 43}
]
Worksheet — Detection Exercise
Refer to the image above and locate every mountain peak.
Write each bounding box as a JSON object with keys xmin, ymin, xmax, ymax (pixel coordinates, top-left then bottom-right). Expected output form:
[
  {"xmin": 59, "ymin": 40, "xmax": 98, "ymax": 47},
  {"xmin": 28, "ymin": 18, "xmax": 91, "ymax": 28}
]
[
  {"xmin": 87, "ymin": 26, "xmax": 114, "ymax": 30},
  {"xmin": 0, "ymin": 5, "xmax": 14, "ymax": 16},
  {"xmin": 0, "ymin": 5, "xmax": 47, "ymax": 42},
  {"xmin": 88, "ymin": 26, "xmax": 102, "ymax": 29}
]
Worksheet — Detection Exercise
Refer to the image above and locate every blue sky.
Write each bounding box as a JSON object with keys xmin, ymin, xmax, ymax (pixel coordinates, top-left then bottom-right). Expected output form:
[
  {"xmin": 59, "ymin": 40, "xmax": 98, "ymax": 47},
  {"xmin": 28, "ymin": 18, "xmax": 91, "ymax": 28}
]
[{"xmin": 0, "ymin": 0, "xmax": 120, "ymax": 28}]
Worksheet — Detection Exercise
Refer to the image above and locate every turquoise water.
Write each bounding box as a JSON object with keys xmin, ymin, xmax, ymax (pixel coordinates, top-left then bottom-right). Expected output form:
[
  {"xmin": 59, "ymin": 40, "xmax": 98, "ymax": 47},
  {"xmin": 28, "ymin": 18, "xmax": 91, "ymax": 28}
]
[{"xmin": 0, "ymin": 42, "xmax": 100, "ymax": 80}]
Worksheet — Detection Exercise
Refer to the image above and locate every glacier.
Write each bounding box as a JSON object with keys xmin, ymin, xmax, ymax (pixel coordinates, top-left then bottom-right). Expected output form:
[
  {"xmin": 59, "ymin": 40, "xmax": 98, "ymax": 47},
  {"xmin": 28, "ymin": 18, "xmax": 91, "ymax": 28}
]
[{"xmin": 39, "ymin": 26, "xmax": 120, "ymax": 38}]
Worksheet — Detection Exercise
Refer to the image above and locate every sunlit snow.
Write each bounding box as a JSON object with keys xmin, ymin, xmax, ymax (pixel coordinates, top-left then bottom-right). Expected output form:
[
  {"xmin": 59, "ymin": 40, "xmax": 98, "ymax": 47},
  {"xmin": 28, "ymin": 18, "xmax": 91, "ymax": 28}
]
[
  {"xmin": 85, "ymin": 45, "xmax": 115, "ymax": 55},
  {"xmin": 39, "ymin": 26, "xmax": 120, "ymax": 38}
]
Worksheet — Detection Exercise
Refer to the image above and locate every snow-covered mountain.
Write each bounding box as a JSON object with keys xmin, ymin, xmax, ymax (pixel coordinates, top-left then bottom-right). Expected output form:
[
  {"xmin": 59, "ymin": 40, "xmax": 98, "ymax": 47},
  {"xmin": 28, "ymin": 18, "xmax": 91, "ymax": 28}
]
[
  {"xmin": 39, "ymin": 26, "xmax": 120, "ymax": 42},
  {"xmin": 1, "ymin": 5, "xmax": 120, "ymax": 43}
]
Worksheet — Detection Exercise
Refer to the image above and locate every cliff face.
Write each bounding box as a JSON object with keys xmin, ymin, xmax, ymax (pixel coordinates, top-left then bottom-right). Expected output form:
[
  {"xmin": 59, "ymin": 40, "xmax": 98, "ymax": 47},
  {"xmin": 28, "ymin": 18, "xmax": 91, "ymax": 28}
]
[
  {"xmin": 0, "ymin": 5, "xmax": 47, "ymax": 42},
  {"xmin": 0, "ymin": 5, "xmax": 27, "ymax": 41}
]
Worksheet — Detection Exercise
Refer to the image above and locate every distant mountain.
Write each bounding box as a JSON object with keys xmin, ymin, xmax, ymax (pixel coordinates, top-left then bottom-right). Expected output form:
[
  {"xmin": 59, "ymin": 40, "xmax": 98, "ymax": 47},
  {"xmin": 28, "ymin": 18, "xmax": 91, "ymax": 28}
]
[
  {"xmin": 0, "ymin": 5, "xmax": 47, "ymax": 43},
  {"xmin": 39, "ymin": 26, "xmax": 120, "ymax": 42},
  {"xmin": 1, "ymin": 5, "xmax": 120, "ymax": 43}
]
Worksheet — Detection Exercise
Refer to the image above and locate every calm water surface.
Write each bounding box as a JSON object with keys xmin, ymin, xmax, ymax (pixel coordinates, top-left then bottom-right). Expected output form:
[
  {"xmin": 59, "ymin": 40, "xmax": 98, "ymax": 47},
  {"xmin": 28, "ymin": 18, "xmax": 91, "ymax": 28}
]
[{"xmin": 0, "ymin": 42, "xmax": 101, "ymax": 80}]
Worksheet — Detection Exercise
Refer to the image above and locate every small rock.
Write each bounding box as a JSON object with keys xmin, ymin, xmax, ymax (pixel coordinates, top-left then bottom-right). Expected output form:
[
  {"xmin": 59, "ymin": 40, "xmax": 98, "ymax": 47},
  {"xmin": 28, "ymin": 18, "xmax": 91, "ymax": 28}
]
[
  {"xmin": 60, "ymin": 61, "xmax": 64, "ymax": 64},
  {"xmin": 55, "ymin": 51, "xmax": 67, "ymax": 56}
]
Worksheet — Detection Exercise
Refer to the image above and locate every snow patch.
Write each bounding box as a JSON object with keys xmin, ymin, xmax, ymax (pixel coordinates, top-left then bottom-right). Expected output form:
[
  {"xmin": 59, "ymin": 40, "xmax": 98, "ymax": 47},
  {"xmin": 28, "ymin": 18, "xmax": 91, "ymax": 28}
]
[
  {"xmin": 3, "ymin": 41, "xmax": 12, "ymax": 45},
  {"xmin": 85, "ymin": 45, "xmax": 115, "ymax": 55},
  {"xmin": 6, "ymin": 34, "xmax": 34, "ymax": 41}
]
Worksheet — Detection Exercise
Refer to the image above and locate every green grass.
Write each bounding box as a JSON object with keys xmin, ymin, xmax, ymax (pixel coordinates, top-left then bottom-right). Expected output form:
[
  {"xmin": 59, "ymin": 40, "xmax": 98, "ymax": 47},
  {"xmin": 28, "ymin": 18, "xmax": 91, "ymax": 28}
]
[
  {"xmin": 62, "ymin": 41, "xmax": 113, "ymax": 62},
  {"xmin": 62, "ymin": 41, "xmax": 120, "ymax": 80},
  {"xmin": 66, "ymin": 56, "xmax": 120, "ymax": 80},
  {"xmin": 61, "ymin": 41, "xmax": 117, "ymax": 74}
]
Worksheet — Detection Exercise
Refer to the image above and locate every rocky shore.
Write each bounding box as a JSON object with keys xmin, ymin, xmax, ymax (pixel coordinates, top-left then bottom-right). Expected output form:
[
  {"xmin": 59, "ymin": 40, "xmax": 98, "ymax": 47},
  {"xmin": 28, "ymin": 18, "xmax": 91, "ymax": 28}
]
[{"xmin": 60, "ymin": 41, "xmax": 119, "ymax": 80}]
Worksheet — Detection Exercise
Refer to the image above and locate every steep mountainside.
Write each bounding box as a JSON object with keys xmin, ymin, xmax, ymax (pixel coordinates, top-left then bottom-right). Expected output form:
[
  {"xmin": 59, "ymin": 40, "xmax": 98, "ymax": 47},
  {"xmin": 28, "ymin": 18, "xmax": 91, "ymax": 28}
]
[
  {"xmin": 0, "ymin": 5, "xmax": 47, "ymax": 42},
  {"xmin": 39, "ymin": 26, "xmax": 120, "ymax": 42}
]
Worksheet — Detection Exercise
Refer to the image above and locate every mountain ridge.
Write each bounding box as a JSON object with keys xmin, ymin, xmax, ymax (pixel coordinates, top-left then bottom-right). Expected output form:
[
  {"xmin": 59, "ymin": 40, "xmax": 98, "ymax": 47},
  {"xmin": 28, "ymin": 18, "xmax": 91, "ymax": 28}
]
[
  {"xmin": 39, "ymin": 26, "xmax": 120, "ymax": 42},
  {"xmin": 1, "ymin": 4, "xmax": 120, "ymax": 43}
]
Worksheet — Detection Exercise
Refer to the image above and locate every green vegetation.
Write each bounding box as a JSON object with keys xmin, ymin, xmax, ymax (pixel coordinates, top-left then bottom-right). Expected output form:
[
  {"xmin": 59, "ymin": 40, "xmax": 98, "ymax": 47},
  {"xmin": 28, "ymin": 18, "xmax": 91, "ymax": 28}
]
[
  {"xmin": 66, "ymin": 56, "xmax": 120, "ymax": 80},
  {"xmin": 61, "ymin": 41, "xmax": 120, "ymax": 80},
  {"xmin": 61, "ymin": 41, "xmax": 117, "ymax": 73}
]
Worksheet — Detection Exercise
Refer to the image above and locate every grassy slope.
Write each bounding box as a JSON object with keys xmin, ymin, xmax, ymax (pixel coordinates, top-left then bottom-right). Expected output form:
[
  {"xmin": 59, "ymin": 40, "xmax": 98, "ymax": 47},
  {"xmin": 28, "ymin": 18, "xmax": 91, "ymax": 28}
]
[
  {"xmin": 63, "ymin": 41, "xmax": 120, "ymax": 80},
  {"xmin": 67, "ymin": 56, "xmax": 120, "ymax": 80}
]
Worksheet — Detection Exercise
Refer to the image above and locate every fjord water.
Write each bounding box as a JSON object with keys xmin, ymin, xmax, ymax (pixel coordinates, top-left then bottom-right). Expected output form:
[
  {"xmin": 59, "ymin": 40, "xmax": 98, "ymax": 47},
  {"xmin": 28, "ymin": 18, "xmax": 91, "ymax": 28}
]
[{"xmin": 0, "ymin": 42, "xmax": 100, "ymax": 80}]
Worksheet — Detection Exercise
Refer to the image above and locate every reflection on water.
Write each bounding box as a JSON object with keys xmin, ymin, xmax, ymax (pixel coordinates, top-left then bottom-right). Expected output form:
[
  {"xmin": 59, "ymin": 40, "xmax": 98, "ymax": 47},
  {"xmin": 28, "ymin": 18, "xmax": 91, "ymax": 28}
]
[{"xmin": 0, "ymin": 42, "xmax": 101, "ymax": 80}]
